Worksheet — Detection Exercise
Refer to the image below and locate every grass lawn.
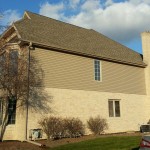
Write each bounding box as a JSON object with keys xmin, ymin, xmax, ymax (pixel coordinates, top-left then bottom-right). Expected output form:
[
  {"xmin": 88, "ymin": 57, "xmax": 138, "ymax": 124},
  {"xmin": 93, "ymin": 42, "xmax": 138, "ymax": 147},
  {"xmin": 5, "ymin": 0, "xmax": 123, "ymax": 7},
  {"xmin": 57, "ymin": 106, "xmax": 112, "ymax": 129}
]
[{"xmin": 49, "ymin": 136, "xmax": 141, "ymax": 150}]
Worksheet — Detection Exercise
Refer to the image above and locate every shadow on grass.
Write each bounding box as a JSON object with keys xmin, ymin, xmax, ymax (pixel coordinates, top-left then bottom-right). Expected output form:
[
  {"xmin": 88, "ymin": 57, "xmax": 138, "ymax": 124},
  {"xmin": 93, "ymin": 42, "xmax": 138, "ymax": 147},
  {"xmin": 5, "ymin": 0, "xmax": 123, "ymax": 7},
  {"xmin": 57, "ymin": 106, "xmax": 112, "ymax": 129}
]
[{"xmin": 132, "ymin": 147, "xmax": 140, "ymax": 150}]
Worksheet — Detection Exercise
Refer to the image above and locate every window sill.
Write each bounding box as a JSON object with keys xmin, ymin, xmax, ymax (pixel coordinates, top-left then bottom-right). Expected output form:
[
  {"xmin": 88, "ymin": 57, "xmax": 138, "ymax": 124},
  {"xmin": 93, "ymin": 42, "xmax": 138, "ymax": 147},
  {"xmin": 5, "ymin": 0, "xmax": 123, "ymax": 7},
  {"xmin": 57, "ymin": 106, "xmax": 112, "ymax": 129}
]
[
  {"xmin": 109, "ymin": 116, "xmax": 121, "ymax": 119},
  {"xmin": 6, "ymin": 124, "xmax": 16, "ymax": 127}
]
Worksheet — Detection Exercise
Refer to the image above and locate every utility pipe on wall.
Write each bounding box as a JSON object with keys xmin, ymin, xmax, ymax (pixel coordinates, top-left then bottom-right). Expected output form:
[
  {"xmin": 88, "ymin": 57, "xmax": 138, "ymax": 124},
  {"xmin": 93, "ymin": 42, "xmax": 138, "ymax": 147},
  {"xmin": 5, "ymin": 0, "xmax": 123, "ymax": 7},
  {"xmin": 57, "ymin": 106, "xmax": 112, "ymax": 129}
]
[{"xmin": 25, "ymin": 42, "xmax": 32, "ymax": 140}]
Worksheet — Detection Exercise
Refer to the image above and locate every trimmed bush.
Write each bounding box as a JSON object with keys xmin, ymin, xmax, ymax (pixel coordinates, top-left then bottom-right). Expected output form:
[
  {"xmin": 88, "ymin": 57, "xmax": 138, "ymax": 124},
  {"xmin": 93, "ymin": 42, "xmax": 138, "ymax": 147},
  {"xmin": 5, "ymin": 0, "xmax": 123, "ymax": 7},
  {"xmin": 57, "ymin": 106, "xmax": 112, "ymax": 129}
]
[
  {"xmin": 38, "ymin": 116, "xmax": 64, "ymax": 139},
  {"xmin": 63, "ymin": 118, "xmax": 85, "ymax": 138},
  {"xmin": 87, "ymin": 116, "xmax": 108, "ymax": 135},
  {"xmin": 39, "ymin": 116, "xmax": 85, "ymax": 139}
]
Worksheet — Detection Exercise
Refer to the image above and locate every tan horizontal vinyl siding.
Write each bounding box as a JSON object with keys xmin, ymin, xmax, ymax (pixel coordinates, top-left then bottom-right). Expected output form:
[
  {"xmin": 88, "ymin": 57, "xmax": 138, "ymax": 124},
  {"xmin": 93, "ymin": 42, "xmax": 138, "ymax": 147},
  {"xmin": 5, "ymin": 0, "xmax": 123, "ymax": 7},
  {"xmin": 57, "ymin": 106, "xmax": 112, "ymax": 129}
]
[{"xmin": 31, "ymin": 47, "xmax": 146, "ymax": 95}]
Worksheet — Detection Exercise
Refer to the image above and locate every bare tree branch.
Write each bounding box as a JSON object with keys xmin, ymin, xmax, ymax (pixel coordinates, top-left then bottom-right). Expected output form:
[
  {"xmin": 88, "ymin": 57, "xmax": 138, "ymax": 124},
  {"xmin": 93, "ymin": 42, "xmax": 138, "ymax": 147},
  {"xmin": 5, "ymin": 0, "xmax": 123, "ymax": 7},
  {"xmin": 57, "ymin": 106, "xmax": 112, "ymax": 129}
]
[{"xmin": 0, "ymin": 42, "xmax": 53, "ymax": 140}]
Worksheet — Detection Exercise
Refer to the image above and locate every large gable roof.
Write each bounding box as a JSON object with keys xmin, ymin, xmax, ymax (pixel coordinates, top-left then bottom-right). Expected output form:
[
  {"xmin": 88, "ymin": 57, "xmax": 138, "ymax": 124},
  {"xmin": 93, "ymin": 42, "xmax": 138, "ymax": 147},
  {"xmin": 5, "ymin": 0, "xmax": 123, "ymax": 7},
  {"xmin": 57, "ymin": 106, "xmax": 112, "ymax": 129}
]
[{"xmin": 13, "ymin": 11, "xmax": 145, "ymax": 67}]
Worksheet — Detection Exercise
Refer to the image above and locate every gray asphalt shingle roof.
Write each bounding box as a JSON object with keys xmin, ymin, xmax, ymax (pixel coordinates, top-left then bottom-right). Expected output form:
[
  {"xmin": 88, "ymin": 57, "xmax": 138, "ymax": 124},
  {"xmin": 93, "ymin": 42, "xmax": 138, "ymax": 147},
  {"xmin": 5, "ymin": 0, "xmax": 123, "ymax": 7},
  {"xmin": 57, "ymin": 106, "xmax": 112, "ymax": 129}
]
[{"xmin": 14, "ymin": 11, "xmax": 145, "ymax": 67}]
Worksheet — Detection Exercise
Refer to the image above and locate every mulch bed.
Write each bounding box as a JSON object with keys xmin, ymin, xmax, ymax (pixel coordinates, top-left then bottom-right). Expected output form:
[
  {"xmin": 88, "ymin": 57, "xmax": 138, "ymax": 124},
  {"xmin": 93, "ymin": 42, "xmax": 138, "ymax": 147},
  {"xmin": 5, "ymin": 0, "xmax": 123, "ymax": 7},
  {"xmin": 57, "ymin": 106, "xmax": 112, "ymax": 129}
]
[{"xmin": 0, "ymin": 140, "xmax": 46, "ymax": 150}]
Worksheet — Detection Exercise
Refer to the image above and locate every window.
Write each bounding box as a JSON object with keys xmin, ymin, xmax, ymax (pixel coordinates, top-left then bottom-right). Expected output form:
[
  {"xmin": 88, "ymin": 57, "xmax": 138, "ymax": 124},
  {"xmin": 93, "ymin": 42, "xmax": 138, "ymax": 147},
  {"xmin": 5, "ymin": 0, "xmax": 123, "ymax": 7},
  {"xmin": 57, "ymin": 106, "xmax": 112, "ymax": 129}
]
[
  {"xmin": 108, "ymin": 100, "xmax": 120, "ymax": 117},
  {"xmin": 94, "ymin": 60, "xmax": 101, "ymax": 81},
  {"xmin": 8, "ymin": 96, "xmax": 16, "ymax": 124},
  {"xmin": 0, "ymin": 98, "xmax": 2, "ymax": 125},
  {"xmin": 0, "ymin": 53, "xmax": 6, "ymax": 77},
  {"xmin": 9, "ymin": 50, "xmax": 18, "ymax": 76}
]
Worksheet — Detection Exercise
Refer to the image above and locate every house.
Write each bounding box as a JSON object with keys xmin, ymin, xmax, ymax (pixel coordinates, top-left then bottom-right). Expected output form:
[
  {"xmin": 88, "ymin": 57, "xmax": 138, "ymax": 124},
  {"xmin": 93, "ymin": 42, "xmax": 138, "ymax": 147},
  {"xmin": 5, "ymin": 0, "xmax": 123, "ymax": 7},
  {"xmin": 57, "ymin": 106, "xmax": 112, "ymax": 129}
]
[{"xmin": 0, "ymin": 11, "xmax": 150, "ymax": 141}]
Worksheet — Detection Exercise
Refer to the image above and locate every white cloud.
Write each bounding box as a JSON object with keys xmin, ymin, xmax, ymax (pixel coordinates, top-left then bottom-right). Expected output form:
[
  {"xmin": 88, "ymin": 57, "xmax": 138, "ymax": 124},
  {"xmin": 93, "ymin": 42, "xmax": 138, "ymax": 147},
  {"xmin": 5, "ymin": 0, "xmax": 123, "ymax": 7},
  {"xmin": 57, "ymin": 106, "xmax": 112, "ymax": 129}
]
[
  {"xmin": 39, "ymin": 0, "xmax": 150, "ymax": 45},
  {"xmin": 68, "ymin": 0, "xmax": 80, "ymax": 8},
  {"xmin": 129, "ymin": 0, "xmax": 150, "ymax": 5},
  {"xmin": 143, "ymin": 0, "xmax": 150, "ymax": 5},
  {"xmin": 81, "ymin": 0, "xmax": 101, "ymax": 11},
  {"xmin": 1, "ymin": 10, "xmax": 21, "ymax": 26},
  {"xmin": 39, "ymin": 2, "xmax": 64, "ymax": 20},
  {"xmin": 65, "ymin": 1, "xmax": 150, "ymax": 43},
  {"xmin": 105, "ymin": 0, "xmax": 114, "ymax": 7}
]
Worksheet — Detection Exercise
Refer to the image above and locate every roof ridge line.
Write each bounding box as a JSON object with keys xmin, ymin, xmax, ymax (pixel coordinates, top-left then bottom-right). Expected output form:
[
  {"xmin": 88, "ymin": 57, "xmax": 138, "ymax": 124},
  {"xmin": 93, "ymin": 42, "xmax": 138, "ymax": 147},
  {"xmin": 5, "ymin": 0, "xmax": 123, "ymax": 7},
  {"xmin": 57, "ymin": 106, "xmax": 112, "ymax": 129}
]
[{"xmin": 25, "ymin": 10, "xmax": 91, "ymax": 31}]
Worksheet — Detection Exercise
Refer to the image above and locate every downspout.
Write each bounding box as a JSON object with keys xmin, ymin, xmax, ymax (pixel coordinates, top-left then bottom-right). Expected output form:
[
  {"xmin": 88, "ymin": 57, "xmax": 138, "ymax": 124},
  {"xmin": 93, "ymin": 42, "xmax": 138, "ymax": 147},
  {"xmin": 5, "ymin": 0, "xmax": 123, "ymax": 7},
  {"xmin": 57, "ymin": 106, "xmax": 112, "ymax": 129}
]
[{"xmin": 25, "ymin": 42, "xmax": 32, "ymax": 140}]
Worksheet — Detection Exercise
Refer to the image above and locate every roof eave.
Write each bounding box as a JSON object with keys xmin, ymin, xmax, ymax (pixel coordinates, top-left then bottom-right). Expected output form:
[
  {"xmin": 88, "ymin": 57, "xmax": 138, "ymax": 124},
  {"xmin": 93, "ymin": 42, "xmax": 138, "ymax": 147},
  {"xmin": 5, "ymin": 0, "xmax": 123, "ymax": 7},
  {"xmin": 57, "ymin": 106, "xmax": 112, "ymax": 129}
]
[{"xmin": 19, "ymin": 38, "xmax": 147, "ymax": 68}]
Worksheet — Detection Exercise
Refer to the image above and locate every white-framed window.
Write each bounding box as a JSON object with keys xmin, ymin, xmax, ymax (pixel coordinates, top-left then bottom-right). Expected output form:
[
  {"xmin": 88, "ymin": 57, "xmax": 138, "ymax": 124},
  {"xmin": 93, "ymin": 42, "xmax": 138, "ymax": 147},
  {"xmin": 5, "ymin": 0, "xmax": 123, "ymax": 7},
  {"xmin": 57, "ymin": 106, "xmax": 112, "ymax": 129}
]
[
  {"xmin": 94, "ymin": 60, "xmax": 101, "ymax": 81},
  {"xmin": 108, "ymin": 100, "xmax": 120, "ymax": 117}
]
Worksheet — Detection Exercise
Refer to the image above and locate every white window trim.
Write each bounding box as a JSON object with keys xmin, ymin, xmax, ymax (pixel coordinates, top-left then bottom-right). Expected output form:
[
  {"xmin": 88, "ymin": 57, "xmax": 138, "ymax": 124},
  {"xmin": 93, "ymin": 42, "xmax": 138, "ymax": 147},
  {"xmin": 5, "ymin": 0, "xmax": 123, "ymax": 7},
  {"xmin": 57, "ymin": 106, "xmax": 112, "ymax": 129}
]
[
  {"xmin": 108, "ymin": 99, "xmax": 121, "ymax": 117},
  {"xmin": 94, "ymin": 59, "xmax": 102, "ymax": 82}
]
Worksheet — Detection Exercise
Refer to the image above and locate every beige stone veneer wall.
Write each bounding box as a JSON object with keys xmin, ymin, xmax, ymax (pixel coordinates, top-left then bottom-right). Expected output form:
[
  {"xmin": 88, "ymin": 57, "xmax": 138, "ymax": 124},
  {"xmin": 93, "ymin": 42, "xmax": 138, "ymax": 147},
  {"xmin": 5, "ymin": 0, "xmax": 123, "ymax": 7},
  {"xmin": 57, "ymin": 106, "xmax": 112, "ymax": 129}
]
[
  {"xmin": 1, "ymin": 88, "xmax": 148, "ymax": 141},
  {"xmin": 26, "ymin": 88, "xmax": 147, "ymax": 139}
]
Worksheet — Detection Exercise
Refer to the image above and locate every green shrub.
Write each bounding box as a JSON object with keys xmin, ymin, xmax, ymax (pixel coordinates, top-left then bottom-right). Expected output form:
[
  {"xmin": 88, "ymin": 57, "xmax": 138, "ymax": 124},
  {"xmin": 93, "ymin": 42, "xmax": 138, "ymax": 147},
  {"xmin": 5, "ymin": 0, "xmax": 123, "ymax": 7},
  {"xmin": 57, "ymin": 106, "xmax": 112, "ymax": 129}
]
[{"xmin": 87, "ymin": 116, "xmax": 108, "ymax": 135}]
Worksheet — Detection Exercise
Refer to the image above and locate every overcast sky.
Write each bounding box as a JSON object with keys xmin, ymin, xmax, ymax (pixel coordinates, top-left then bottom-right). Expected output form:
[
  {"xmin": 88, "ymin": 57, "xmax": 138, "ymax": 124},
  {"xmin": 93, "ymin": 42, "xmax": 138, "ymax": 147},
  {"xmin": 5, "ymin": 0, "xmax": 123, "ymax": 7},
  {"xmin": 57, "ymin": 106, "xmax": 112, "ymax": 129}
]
[{"xmin": 1, "ymin": 0, "xmax": 150, "ymax": 54}]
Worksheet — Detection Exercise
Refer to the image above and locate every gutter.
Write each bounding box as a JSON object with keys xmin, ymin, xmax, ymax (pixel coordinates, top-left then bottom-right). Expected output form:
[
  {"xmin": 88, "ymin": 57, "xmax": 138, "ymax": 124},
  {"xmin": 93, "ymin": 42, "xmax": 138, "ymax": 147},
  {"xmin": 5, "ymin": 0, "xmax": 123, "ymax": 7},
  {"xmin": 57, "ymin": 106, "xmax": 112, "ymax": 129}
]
[{"xmin": 19, "ymin": 38, "xmax": 147, "ymax": 68}]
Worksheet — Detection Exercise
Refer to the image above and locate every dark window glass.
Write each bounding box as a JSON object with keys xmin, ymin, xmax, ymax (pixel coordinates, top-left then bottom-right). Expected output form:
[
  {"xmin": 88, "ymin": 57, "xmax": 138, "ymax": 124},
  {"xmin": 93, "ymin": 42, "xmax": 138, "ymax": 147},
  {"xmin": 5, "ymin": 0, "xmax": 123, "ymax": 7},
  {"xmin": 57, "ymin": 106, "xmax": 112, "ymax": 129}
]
[
  {"xmin": 9, "ymin": 51, "xmax": 18, "ymax": 76},
  {"xmin": 115, "ymin": 101, "xmax": 120, "ymax": 117},
  {"xmin": 108, "ymin": 101, "xmax": 114, "ymax": 117},
  {"xmin": 8, "ymin": 96, "xmax": 16, "ymax": 124},
  {"xmin": 0, "ymin": 54, "xmax": 6, "ymax": 77}
]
